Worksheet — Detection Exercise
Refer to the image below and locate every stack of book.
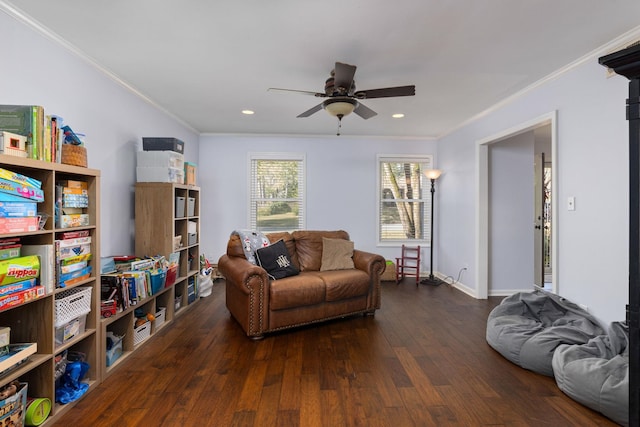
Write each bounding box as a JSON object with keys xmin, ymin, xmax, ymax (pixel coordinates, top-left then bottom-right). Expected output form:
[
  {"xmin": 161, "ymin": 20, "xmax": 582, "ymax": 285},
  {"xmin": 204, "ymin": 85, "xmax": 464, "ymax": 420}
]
[
  {"xmin": 0, "ymin": 251, "xmax": 44, "ymax": 311},
  {"xmin": 101, "ymin": 257, "xmax": 164, "ymax": 315},
  {"xmin": 0, "ymin": 168, "xmax": 44, "ymax": 234},
  {"xmin": 55, "ymin": 180, "xmax": 89, "ymax": 229},
  {"xmin": 0, "ymin": 104, "xmax": 63, "ymax": 162},
  {"xmin": 55, "ymin": 230, "xmax": 92, "ymax": 288}
]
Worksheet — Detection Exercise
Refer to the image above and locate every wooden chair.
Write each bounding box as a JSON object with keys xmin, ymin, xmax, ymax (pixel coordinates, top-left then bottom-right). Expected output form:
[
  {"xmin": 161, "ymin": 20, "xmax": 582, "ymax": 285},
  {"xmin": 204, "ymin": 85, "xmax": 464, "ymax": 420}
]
[{"xmin": 395, "ymin": 245, "xmax": 421, "ymax": 285}]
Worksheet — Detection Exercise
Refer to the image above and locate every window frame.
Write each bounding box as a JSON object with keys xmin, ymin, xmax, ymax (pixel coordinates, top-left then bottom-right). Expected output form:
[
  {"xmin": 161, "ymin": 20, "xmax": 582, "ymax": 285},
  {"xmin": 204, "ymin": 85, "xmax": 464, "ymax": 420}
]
[
  {"xmin": 248, "ymin": 152, "xmax": 306, "ymax": 232},
  {"xmin": 377, "ymin": 154, "xmax": 434, "ymax": 246}
]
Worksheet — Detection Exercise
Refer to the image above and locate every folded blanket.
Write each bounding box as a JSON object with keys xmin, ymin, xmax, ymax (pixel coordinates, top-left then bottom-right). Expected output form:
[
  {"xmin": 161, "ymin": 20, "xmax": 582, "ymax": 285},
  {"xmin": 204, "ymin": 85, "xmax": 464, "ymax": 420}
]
[{"xmin": 231, "ymin": 230, "xmax": 270, "ymax": 265}]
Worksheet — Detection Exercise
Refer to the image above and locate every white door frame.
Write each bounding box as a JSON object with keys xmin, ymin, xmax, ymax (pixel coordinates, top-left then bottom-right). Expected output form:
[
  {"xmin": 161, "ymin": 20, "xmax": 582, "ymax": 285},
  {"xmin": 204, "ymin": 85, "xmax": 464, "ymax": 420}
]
[{"xmin": 475, "ymin": 111, "xmax": 558, "ymax": 299}]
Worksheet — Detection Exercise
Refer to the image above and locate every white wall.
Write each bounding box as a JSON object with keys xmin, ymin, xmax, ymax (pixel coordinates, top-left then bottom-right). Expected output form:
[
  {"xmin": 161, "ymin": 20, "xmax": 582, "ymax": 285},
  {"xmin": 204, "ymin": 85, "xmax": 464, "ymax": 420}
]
[
  {"xmin": 198, "ymin": 135, "xmax": 436, "ymax": 264},
  {"xmin": 488, "ymin": 131, "xmax": 534, "ymax": 292},
  {"xmin": 1, "ymin": 10, "xmax": 199, "ymax": 256},
  {"xmin": 438, "ymin": 56, "xmax": 630, "ymax": 325}
]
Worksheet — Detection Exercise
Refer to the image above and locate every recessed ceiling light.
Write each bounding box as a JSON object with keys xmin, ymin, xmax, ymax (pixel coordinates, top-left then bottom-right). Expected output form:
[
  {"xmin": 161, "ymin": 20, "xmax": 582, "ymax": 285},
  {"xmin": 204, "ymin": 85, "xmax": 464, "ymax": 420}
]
[
  {"xmin": 242, "ymin": 110, "xmax": 255, "ymax": 115},
  {"xmin": 392, "ymin": 113, "xmax": 405, "ymax": 119}
]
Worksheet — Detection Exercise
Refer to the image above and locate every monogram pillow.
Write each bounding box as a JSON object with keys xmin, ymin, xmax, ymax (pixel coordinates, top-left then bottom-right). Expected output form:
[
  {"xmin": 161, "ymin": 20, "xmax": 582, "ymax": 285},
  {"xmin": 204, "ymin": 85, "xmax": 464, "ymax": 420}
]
[{"xmin": 255, "ymin": 239, "xmax": 299, "ymax": 280}]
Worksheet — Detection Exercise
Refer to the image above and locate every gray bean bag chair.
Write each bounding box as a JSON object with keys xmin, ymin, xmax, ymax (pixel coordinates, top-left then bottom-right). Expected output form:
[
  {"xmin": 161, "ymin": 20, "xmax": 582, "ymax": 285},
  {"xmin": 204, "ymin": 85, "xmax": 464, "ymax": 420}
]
[
  {"xmin": 486, "ymin": 290, "xmax": 605, "ymax": 376},
  {"xmin": 552, "ymin": 321, "xmax": 629, "ymax": 426}
]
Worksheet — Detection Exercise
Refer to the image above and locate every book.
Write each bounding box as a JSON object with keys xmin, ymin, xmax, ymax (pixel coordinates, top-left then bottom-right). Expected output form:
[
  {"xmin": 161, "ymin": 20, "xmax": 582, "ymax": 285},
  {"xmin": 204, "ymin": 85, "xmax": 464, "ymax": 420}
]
[
  {"xmin": 0, "ymin": 278, "xmax": 36, "ymax": 297},
  {"xmin": 0, "ymin": 255, "xmax": 40, "ymax": 287},
  {"xmin": 0, "ymin": 105, "xmax": 43, "ymax": 159},
  {"xmin": 0, "ymin": 286, "xmax": 45, "ymax": 312},
  {"xmin": 21, "ymin": 245, "xmax": 54, "ymax": 294},
  {"xmin": 59, "ymin": 230, "xmax": 90, "ymax": 240},
  {"xmin": 101, "ymin": 274, "xmax": 127, "ymax": 311},
  {"xmin": 0, "ymin": 168, "xmax": 41, "ymax": 189},
  {"xmin": 0, "ymin": 343, "xmax": 36, "ymax": 377},
  {"xmin": 58, "ymin": 265, "xmax": 91, "ymax": 287},
  {"xmin": 0, "ymin": 177, "xmax": 44, "ymax": 202}
]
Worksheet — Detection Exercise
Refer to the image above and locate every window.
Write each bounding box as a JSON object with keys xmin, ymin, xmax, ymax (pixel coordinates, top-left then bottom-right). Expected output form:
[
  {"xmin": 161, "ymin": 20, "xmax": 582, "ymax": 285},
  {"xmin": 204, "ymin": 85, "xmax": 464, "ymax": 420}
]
[
  {"xmin": 250, "ymin": 153, "xmax": 305, "ymax": 232},
  {"xmin": 378, "ymin": 155, "xmax": 434, "ymax": 244}
]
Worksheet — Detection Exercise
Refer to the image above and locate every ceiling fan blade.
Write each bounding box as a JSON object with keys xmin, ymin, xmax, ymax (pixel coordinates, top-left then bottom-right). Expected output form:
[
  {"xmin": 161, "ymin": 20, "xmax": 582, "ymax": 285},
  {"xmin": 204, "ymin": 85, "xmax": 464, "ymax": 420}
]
[
  {"xmin": 333, "ymin": 62, "xmax": 357, "ymax": 94},
  {"xmin": 354, "ymin": 85, "xmax": 415, "ymax": 99},
  {"xmin": 297, "ymin": 103, "xmax": 324, "ymax": 118},
  {"xmin": 353, "ymin": 102, "xmax": 377, "ymax": 119},
  {"xmin": 268, "ymin": 88, "xmax": 326, "ymax": 97}
]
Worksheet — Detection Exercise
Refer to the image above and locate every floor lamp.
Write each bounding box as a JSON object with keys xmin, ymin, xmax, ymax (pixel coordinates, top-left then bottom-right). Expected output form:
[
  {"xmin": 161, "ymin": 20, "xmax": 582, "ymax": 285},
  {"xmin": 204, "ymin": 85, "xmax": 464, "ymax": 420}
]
[{"xmin": 420, "ymin": 169, "xmax": 446, "ymax": 286}]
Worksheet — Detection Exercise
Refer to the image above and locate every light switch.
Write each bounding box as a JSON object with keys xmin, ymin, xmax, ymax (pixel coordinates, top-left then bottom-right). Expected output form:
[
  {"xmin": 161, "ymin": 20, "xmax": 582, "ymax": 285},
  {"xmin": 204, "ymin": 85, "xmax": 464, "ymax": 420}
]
[{"xmin": 567, "ymin": 196, "xmax": 576, "ymax": 211}]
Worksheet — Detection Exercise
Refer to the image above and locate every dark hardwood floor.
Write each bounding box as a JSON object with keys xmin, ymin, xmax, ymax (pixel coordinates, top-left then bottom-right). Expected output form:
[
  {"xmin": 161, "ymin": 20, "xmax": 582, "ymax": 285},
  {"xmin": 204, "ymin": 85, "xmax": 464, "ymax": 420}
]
[{"xmin": 52, "ymin": 280, "xmax": 618, "ymax": 426}]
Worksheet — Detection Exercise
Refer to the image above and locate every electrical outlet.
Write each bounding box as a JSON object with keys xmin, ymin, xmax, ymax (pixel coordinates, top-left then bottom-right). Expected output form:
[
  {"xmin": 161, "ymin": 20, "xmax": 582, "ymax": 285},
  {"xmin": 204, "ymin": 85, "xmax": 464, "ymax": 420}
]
[{"xmin": 567, "ymin": 196, "xmax": 576, "ymax": 211}]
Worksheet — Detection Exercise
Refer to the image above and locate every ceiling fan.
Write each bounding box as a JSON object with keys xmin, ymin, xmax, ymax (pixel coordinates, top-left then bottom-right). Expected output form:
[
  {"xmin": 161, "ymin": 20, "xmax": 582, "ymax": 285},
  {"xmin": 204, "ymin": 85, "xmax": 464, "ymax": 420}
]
[{"xmin": 269, "ymin": 62, "xmax": 415, "ymax": 134}]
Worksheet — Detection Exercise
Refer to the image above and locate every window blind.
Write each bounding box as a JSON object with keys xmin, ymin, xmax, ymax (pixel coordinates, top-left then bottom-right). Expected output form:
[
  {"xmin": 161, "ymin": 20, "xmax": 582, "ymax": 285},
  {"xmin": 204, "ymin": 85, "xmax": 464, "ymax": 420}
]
[{"xmin": 250, "ymin": 156, "xmax": 305, "ymax": 232}]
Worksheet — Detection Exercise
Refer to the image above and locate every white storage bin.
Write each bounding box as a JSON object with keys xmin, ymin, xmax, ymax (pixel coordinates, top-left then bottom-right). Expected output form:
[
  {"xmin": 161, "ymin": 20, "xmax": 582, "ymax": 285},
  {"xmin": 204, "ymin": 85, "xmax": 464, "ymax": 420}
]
[
  {"xmin": 154, "ymin": 307, "xmax": 167, "ymax": 329},
  {"xmin": 175, "ymin": 196, "xmax": 186, "ymax": 217},
  {"xmin": 54, "ymin": 287, "xmax": 92, "ymax": 328},
  {"xmin": 187, "ymin": 197, "xmax": 196, "ymax": 216},
  {"xmin": 136, "ymin": 167, "xmax": 184, "ymax": 184},
  {"xmin": 133, "ymin": 321, "xmax": 151, "ymax": 346},
  {"xmin": 136, "ymin": 150, "xmax": 184, "ymax": 170}
]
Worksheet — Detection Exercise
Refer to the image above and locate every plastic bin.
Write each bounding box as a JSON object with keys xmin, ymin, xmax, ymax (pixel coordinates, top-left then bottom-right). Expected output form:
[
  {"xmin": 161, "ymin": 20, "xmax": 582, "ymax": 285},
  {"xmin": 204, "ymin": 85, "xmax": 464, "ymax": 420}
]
[
  {"xmin": 175, "ymin": 196, "xmax": 185, "ymax": 217},
  {"xmin": 150, "ymin": 269, "xmax": 166, "ymax": 295},
  {"xmin": 136, "ymin": 150, "xmax": 184, "ymax": 169},
  {"xmin": 133, "ymin": 322, "xmax": 151, "ymax": 346},
  {"xmin": 187, "ymin": 197, "xmax": 195, "ymax": 216},
  {"xmin": 165, "ymin": 265, "xmax": 178, "ymax": 287},
  {"xmin": 54, "ymin": 314, "xmax": 87, "ymax": 347},
  {"xmin": 105, "ymin": 332, "xmax": 123, "ymax": 367},
  {"xmin": 154, "ymin": 307, "xmax": 166, "ymax": 329},
  {"xmin": 54, "ymin": 287, "xmax": 92, "ymax": 328},
  {"xmin": 188, "ymin": 233, "xmax": 197, "ymax": 246},
  {"xmin": 142, "ymin": 137, "xmax": 184, "ymax": 154}
]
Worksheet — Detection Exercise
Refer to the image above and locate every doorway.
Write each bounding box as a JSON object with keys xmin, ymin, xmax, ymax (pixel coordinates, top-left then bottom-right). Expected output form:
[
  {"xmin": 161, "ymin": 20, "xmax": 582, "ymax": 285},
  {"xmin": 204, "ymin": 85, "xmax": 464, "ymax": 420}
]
[
  {"xmin": 534, "ymin": 129, "xmax": 553, "ymax": 291},
  {"xmin": 476, "ymin": 112, "xmax": 557, "ymax": 298}
]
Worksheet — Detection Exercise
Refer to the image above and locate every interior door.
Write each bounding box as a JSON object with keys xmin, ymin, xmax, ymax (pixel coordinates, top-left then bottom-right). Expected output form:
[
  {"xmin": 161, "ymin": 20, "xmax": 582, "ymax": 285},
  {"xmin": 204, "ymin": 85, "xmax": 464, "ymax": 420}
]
[{"xmin": 533, "ymin": 152, "xmax": 545, "ymax": 288}]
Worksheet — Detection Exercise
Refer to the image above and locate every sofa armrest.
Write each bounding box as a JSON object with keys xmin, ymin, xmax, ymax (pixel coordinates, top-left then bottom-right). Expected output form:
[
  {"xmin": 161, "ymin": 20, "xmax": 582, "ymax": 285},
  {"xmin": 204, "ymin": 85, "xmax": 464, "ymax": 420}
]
[
  {"xmin": 218, "ymin": 254, "xmax": 271, "ymax": 337},
  {"xmin": 353, "ymin": 249, "xmax": 386, "ymax": 310},
  {"xmin": 218, "ymin": 254, "xmax": 267, "ymax": 293},
  {"xmin": 353, "ymin": 249, "xmax": 386, "ymax": 276}
]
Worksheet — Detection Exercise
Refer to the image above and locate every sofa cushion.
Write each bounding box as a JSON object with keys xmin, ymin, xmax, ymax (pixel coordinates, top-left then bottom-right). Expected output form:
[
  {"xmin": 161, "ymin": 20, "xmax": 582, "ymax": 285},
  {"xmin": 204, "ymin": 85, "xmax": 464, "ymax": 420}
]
[
  {"xmin": 256, "ymin": 239, "xmax": 299, "ymax": 280},
  {"xmin": 292, "ymin": 230, "xmax": 350, "ymax": 271},
  {"xmin": 265, "ymin": 232, "xmax": 298, "ymax": 269},
  {"xmin": 269, "ymin": 273, "xmax": 326, "ymax": 310},
  {"xmin": 308, "ymin": 270, "xmax": 370, "ymax": 301},
  {"xmin": 320, "ymin": 237, "xmax": 354, "ymax": 271}
]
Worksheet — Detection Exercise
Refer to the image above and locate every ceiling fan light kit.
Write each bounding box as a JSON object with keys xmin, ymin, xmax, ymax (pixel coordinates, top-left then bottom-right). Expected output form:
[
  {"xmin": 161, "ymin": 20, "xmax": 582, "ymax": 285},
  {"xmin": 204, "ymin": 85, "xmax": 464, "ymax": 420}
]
[
  {"xmin": 323, "ymin": 98, "xmax": 357, "ymax": 118},
  {"xmin": 269, "ymin": 61, "xmax": 415, "ymax": 134}
]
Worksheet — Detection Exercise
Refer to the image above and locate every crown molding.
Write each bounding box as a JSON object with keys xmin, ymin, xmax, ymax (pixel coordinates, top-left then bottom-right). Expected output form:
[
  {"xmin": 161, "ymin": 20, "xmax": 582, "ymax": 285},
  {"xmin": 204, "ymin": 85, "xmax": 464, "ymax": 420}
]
[{"xmin": 0, "ymin": 0, "xmax": 198, "ymax": 134}]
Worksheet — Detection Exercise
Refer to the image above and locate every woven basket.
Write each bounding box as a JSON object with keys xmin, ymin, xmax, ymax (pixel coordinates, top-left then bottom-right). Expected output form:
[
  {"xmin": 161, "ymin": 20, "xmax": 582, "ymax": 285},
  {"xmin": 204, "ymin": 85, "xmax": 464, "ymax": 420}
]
[{"xmin": 61, "ymin": 145, "xmax": 88, "ymax": 167}]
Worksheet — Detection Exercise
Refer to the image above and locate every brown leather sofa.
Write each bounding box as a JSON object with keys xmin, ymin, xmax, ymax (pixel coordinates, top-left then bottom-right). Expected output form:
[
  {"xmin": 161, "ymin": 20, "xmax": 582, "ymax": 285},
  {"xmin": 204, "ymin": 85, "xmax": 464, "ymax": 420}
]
[{"xmin": 218, "ymin": 230, "xmax": 386, "ymax": 339}]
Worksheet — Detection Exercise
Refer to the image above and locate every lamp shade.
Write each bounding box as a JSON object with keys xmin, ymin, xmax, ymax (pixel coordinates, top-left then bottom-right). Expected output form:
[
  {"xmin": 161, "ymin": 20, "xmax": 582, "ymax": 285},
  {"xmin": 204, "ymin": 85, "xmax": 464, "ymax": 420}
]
[
  {"xmin": 423, "ymin": 169, "xmax": 442, "ymax": 180},
  {"xmin": 323, "ymin": 98, "xmax": 357, "ymax": 117}
]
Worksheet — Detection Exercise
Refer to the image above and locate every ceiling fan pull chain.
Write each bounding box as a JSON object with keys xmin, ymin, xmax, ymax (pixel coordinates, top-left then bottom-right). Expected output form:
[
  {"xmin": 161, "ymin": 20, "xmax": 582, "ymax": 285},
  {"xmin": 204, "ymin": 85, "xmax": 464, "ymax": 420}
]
[{"xmin": 337, "ymin": 116, "xmax": 342, "ymax": 136}]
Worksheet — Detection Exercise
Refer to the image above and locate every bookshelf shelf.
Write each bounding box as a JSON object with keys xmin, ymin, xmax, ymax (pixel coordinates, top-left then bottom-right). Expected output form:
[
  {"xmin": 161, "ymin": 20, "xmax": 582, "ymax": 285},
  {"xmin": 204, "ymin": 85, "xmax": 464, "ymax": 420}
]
[
  {"xmin": 100, "ymin": 183, "xmax": 200, "ymax": 377},
  {"xmin": 0, "ymin": 153, "xmax": 100, "ymax": 424}
]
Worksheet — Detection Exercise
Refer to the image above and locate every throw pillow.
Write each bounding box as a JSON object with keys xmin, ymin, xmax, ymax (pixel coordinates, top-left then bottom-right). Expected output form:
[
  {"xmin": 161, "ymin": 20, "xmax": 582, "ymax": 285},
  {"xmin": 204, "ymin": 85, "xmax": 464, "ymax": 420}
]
[
  {"xmin": 255, "ymin": 239, "xmax": 299, "ymax": 280},
  {"xmin": 320, "ymin": 237, "xmax": 355, "ymax": 271}
]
